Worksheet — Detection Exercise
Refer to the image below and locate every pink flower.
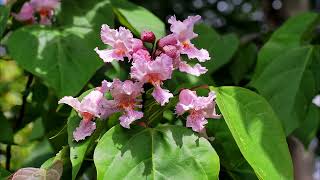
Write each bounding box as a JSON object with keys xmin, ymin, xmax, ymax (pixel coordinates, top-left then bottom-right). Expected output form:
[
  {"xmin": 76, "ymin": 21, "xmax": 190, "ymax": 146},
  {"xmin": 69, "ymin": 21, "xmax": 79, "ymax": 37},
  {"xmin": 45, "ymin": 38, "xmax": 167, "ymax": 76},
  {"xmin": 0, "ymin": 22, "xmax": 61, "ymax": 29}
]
[
  {"xmin": 131, "ymin": 54, "xmax": 174, "ymax": 105},
  {"xmin": 13, "ymin": 0, "xmax": 59, "ymax": 25},
  {"xmin": 175, "ymin": 89, "xmax": 220, "ymax": 132},
  {"xmin": 12, "ymin": 2, "xmax": 35, "ymax": 24},
  {"xmin": 95, "ymin": 25, "xmax": 142, "ymax": 63},
  {"xmin": 58, "ymin": 90, "xmax": 109, "ymax": 141},
  {"xmin": 102, "ymin": 79, "xmax": 144, "ymax": 128},
  {"xmin": 168, "ymin": 15, "xmax": 210, "ymax": 62}
]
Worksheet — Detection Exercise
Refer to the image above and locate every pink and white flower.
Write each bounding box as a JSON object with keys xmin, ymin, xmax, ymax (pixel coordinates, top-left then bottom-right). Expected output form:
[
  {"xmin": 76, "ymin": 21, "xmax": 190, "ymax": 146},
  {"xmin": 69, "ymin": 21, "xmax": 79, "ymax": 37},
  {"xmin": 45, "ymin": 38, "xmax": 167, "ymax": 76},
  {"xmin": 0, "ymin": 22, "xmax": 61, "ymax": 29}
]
[
  {"xmin": 30, "ymin": 0, "xmax": 59, "ymax": 25},
  {"xmin": 13, "ymin": 0, "xmax": 59, "ymax": 25},
  {"xmin": 12, "ymin": 2, "xmax": 35, "ymax": 24},
  {"xmin": 168, "ymin": 15, "xmax": 210, "ymax": 62},
  {"xmin": 58, "ymin": 89, "xmax": 110, "ymax": 141},
  {"xmin": 95, "ymin": 25, "xmax": 144, "ymax": 63},
  {"xmin": 175, "ymin": 89, "xmax": 220, "ymax": 132},
  {"xmin": 102, "ymin": 79, "xmax": 144, "ymax": 128},
  {"xmin": 131, "ymin": 54, "xmax": 174, "ymax": 105}
]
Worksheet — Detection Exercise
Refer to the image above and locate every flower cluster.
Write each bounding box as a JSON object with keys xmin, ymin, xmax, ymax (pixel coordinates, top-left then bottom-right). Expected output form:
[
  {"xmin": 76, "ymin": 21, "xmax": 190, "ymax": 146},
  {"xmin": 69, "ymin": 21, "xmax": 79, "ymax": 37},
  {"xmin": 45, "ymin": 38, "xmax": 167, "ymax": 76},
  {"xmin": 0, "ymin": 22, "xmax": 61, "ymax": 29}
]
[
  {"xmin": 12, "ymin": 0, "xmax": 60, "ymax": 25},
  {"xmin": 59, "ymin": 15, "xmax": 220, "ymax": 141}
]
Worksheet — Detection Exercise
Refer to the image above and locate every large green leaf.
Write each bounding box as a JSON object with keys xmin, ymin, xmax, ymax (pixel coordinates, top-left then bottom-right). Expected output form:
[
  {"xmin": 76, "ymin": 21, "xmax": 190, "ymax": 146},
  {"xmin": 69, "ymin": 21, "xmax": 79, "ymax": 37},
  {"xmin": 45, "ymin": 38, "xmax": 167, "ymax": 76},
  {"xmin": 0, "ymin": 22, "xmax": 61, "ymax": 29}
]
[
  {"xmin": 250, "ymin": 46, "xmax": 316, "ymax": 134},
  {"xmin": 213, "ymin": 86, "xmax": 293, "ymax": 179},
  {"xmin": 0, "ymin": 6, "xmax": 10, "ymax": 37},
  {"xmin": 0, "ymin": 113, "xmax": 13, "ymax": 144},
  {"xmin": 252, "ymin": 12, "xmax": 319, "ymax": 80},
  {"xmin": 94, "ymin": 125, "xmax": 220, "ymax": 180},
  {"xmin": 111, "ymin": 0, "xmax": 165, "ymax": 39},
  {"xmin": 7, "ymin": 0, "xmax": 114, "ymax": 97},
  {"xmin": 193, "ymin": 24, "xmax": 239, "ymax": 74}
]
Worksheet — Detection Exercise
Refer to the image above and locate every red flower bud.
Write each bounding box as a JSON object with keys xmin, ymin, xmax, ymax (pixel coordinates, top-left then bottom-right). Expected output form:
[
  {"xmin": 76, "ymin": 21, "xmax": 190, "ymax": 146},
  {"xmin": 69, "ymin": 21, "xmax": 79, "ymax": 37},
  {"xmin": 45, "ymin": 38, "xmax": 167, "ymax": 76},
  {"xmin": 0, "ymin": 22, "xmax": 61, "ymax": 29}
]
[{"xmin": 141, "ymin": 30, "xmax": 156, "ymax": 43}]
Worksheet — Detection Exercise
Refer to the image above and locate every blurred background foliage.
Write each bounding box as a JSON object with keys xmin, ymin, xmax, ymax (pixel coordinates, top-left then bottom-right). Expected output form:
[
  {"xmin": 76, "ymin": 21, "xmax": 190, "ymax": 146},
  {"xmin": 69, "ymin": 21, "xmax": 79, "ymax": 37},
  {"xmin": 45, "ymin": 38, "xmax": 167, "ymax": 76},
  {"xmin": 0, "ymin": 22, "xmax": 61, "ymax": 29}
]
[{"xmin": 0, "ymin": 0, "xmax": 320, "ymax": 179}]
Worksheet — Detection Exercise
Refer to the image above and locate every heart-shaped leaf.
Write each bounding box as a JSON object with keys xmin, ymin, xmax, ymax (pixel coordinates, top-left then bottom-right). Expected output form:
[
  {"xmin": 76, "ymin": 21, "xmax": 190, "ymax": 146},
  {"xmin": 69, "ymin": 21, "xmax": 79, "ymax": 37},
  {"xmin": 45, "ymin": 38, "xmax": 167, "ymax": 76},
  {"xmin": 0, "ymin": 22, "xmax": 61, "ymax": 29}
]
[
  {"xmin": 94, "ymin": 125, "xmax": 220, "ymax": 180},
  {"xmin": 7, "ymin": 0, "xmax": 114, "ymax": 97},
  {"xmin": 213, "ymin": 86, "xmax": 293, "ymax": 179}
]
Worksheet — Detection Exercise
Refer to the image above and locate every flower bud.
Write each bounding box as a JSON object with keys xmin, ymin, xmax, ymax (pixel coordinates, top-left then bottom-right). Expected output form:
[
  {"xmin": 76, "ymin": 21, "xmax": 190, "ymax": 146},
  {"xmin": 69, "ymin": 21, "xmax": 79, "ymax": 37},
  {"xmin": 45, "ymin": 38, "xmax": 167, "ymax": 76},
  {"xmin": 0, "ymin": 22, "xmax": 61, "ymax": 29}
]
[
  {"xmin": 157, "ymin": 34, "xmax": 177, "ymax": 48},
  {"xmin": 141, "ymin": 30, "xmax": 155, "ymax": 43},
  {"xmin": 162, "ymin": 45, "xmax": 178, "ymax": 59}
]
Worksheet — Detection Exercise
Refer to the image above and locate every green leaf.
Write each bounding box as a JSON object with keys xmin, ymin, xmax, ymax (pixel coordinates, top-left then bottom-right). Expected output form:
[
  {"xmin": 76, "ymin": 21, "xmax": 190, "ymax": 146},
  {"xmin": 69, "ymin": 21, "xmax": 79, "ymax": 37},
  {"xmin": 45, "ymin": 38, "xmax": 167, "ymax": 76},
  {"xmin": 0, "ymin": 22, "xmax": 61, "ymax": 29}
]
[
  {"xmin": 207, "ymin": 120, "xmax": 257, "ymax": 180},
  {"xmin": 252, "ymin": 12, "xmax": 320, "ymax": 80},
  {"xmin": 0, "ymin": 167, "xmax": 10, "ymax": 179},
  {"xmin": 250, "ymin": 46, "xmax": 316, "ymax": 134},
  {"xmin": 229, "ymin": 43, "xmax": 257, "ymax": 85},
  {"xmin": 7, "ymin": 0, "xmax": 114, "ymax": 97},
  {"xmin": 0, "ymin": 113, "xmax": 13, "ymax": 144},
  {"xmin": 213, "ymin": 86, "xmax": 293, "ymax": 179},
  {"xmin": 0, "ymin": 6, "xmax": 10, "ymax": 37},
  {"xmin": 293, "ymin": 104, "xmax": 320, "ymax": 147},
  {"xmin": 94, "ymin": 125, "xmax": 220, "ymax": 180},
  {"xmin": 111, "ymin": 0, "xmax": 165, "ymax": 38},
  {"xmin": 193, "ymin": 24, "xmax": 239, "ymax": 74}
]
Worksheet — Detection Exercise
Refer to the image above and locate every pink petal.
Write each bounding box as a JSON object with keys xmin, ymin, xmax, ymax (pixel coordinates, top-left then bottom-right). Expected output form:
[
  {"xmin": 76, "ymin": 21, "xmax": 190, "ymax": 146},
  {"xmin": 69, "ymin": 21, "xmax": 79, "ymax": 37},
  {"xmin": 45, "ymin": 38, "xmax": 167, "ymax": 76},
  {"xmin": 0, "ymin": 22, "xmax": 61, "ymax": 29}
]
[
  {"xmin": 186, "ymin": 111, "xmax": 207, "ymax": 132},
  {"xmin": 58, "ymin": 96, "xmax": 81, "ymax": 112},
  {"xmin": 157, "ymin": 34, "xmax": 177, "ymax": 48},
  {"xmin": 175, "ymin": 89, "xmax": 197, "ymax": 115},
  {"xmin": 179, "ymin": 61, "xmax": 207, "ymax": 76},
  {"xmin": 30, "ymin": 0, "xmax": 59, "ymax": 10},
  {"xmin": 80, "ymin": 90, "xmax": 105, "ymax": 118},
  {"xmin": 73, "ymin": 120, "xmax": 96, "ymax": 142},
  {"xmin": 12, "ymin": 2, "xmax": 35, "ymax": 22},
  {"xmin": 132, "ymin": 49, "xmax": 151, "ymax": 62},
  {"xmin": 131, "ymin": 54, "xmax": 173, "ymax": 83},
  {"xmin": 100, "ymin": 24, "xmax": 118, "ymax": 46},
  {"xmin": 94, "ymin": 48, "xmax": 122, "ymax": 62},
  {"xmin": 168, "ymin": 15, "xmax": 200, "ymax": 42},
  {"xmin": 152, "ymin": 85, "xmax": 173, "ymax": 106},
  {"xmin": 182, "ymin": 47, "xmax": 210, "ymax": 62},
  {"xmin": 132, "ymin": 38, "xmax": 145, "ymax": 53},
  {"xmin": 99, "ymin": 99, "xmax": 120, "ymax": 119},
  {"xmin": 119, "ymin": 110, "xmax": 143, "ymax": 128}
]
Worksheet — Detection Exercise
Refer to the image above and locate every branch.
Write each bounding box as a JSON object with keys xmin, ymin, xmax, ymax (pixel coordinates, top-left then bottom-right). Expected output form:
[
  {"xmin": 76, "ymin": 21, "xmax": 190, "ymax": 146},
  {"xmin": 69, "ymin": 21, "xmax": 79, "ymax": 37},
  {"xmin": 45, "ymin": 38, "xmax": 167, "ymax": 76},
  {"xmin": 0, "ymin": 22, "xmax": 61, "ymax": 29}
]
[{"xmin": 6, "ymin": 73, "xmax": 33, "ymax": 171}]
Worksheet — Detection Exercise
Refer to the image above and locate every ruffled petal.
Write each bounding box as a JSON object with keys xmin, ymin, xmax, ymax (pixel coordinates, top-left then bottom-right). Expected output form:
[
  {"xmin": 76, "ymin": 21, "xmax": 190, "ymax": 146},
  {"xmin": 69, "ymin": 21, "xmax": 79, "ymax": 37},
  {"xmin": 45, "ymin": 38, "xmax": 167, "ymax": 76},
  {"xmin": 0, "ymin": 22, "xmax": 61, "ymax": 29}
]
[
  {"xmin": 73, "ymin": 120, "xmax": 96, "ymax": 142},
  {"xmin": 152, "ymin": 85, "xmax": 173, "ymax": 106},
  {"xmin": 175, "ymin": 89, "xmax": 197, "ymax": 115},
  {"xmin": 94, "ymin": 48, "xmax": 121, "ymax": 63},
  {"xmin": 178, "ymin": 61, "xmax": 207, "ymax": 76},
  {"xmin": 12, "ymin": 2, "xmax": 35, "ymax": 22},
  {"xmin": 58, "ymin": 96, "xmax": 81, "ymax": 112},
  {"xmin": 80, "ymin": 90, "xmax": 105, "ymax": 117},
  {"xmin": 186, "ymin": 111, "xmax": 207, "ymax": 132},
  {"xmin": 181, "ymin": 44, "xmax": 210, "ymax": 62},
  {"xmin": 119, "ymin": 110, "xmax": 143, "ymax": 128}
]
